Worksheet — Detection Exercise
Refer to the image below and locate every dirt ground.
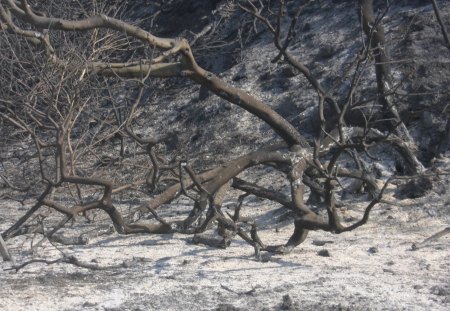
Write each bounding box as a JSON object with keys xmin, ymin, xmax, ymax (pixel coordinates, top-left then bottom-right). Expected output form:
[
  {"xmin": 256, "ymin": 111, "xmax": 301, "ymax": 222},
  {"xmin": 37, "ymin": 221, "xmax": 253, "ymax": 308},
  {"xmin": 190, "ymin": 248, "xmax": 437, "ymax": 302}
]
[{"xmin": 1, "ymin": 162, "xmax": 449, "ymax": 311}]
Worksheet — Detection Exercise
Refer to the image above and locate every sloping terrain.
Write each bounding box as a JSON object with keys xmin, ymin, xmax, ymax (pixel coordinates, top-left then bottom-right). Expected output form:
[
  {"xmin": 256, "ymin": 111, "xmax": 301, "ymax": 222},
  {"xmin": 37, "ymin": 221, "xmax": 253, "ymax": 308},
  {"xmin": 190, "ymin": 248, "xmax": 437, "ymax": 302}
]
[{"xmin": 118, "ymin": 0, "xmax": 450, "ymax": 168}]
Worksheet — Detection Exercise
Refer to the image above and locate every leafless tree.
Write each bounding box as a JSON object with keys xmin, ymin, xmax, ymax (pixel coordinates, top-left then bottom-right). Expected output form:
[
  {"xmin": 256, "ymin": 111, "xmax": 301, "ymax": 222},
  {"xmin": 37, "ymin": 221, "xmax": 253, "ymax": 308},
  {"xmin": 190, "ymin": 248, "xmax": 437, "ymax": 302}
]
[{"xmin": 0, "ymin": 0, "xmax": 443, "ymax": 257}]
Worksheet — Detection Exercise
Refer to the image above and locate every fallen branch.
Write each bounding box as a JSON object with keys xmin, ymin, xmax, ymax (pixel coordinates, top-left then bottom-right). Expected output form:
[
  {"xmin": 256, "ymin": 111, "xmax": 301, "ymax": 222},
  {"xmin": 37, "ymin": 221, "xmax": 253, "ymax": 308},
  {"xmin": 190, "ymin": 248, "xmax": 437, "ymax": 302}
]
[
  {"xmin": 430, "ymin": 0, "xmax": 450, "ymax": 52},
  {"xmin": 0, "ymin": 234, "xmax": 13, "ymax": 261},
  {"xmin": 220, "ymin": 284, "xmax": 260, "ymax": 296},
  {"xmin": 411, "ymin": 227, "xmax": 450, "ymax": 250},
  {"xmin": 6, "ymin": 255, "xmax": 133, "ymax": 272}
]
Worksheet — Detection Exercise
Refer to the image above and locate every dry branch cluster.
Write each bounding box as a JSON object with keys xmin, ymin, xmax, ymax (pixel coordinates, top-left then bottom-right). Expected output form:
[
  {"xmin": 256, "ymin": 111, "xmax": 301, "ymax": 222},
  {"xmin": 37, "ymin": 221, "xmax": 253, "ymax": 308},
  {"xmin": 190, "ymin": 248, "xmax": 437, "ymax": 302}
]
[{"xmin": 0, "ymin": 0, "xmax": 447, "ymax": 259}]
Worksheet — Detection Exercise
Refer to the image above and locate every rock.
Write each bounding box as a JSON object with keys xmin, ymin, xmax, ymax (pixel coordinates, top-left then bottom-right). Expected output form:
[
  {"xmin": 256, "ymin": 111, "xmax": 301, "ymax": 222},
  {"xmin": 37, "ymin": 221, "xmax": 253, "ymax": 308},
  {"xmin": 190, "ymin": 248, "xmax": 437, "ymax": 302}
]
[
  {"xmin": 410, "ymin": 22, "xmax": 425, "ymax": 32},
  {"xmin": 82, "ymin": 302, "xmax": 97, "ymax": 307},
  {"xmin": 383, "ymin": 268, "xmax": 395, "ymax": 274},
  {"xmin": 302, "ymin": 22, "xmax": 311, "ymax": 31},
  {"xmin": 312, "ymin": 240, "xmax": 334, "ymax": 246},
  {"xmin": 317, "ymin": 249, "xmax": 331, "ymax": 257},
  {"xmin": 198, "ymin": 85, "xmax": 209, "ymax": 101},
  {"xmin": 232, "ymin": 65, "xmax": 247, "ymax": 81},
  {"xmin": 343, "ymin": 215, "xmax": 356, "ymax": 222},
  {"xmin": 280, "ymin": 66, "xmax": 298, "ymax": 78},
  {"xmin": 430, "ymin": 286, "xmax": 450, "ymax": 296},
  {"xmin": 259, "ymin": 71, "xmax": 271, "ymax": 81},
  {"xmin": 216, "ymin": 304, "xmax": 241, "ymax": 311},
  {"xmin": 191, "ymin": 233, "xmax": 230, "ymax": 249},
  {"xmin": 367, "ymin": 247, "xmax": 378, "ymax": 254},
  {"xmin": 422, "ymin": 111, "xmax": 434, "ymax": 128},
  {"xmin": 395, "ymin": 176, "xmax": 433, "ymax": 199},
  {"xmin": 315, "ymin": 45, "xmax": 337, "ymax": 60},
  {"xmin": 281, "ymin": 294, "xmax": 296, "ymax": 311}
]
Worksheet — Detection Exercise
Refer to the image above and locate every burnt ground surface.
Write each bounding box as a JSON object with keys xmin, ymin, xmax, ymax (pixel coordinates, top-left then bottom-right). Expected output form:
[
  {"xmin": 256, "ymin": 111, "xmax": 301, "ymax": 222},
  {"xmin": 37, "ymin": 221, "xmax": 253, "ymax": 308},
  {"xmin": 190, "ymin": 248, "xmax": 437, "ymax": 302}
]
[
  {"xmin": 1, "ymin": 1, "xmax": 450, "ymax": 310},
  {"xmin": 0, "ymin": 169, "xmax": 449, "ymax": 311}
]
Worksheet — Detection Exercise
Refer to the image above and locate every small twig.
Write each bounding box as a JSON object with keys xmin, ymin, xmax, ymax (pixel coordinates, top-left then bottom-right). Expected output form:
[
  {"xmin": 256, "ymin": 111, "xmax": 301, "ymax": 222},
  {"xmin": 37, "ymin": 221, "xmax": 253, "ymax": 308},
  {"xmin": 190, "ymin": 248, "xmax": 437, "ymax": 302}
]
[
  {"xmin": 220, "ymin": 284, "xmax": 260, "ymax": 295},
  {"xmin": 0, "ymin": 173, "xmax": 30, "ymax": 192},
  {"xmin": 184, "ymin": 164, "xmax": 211, "ymax": 196},
  {"xmin": 147, "ymin": 206, "xmax": 171, "ymax": 227}
]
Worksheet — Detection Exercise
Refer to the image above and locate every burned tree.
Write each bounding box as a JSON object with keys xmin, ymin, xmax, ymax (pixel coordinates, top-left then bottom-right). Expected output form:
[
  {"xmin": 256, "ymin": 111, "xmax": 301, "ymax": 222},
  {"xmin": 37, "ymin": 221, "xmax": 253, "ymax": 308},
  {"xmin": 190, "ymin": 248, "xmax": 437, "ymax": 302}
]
[{"xmin": 0, "ymin": 0, "xmax": 446, "ymax": 257}]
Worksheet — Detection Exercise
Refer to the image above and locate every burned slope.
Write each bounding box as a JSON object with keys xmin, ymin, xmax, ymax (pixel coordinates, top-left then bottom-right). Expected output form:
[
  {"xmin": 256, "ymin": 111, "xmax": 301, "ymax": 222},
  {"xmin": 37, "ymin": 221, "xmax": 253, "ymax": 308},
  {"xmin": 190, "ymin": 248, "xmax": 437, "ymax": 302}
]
[{"xmin": 119, "ymin": 0, "xmax": 449, "ymax": 169}]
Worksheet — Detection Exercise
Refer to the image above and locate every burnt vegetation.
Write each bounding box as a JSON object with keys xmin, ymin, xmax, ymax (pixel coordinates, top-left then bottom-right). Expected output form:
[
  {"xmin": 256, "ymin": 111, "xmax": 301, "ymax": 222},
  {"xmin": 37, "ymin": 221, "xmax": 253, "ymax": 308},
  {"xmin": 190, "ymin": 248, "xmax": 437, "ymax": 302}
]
[{"xmin": 0, "ymin": 0, "xmax": 449, "ymax": 260}]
